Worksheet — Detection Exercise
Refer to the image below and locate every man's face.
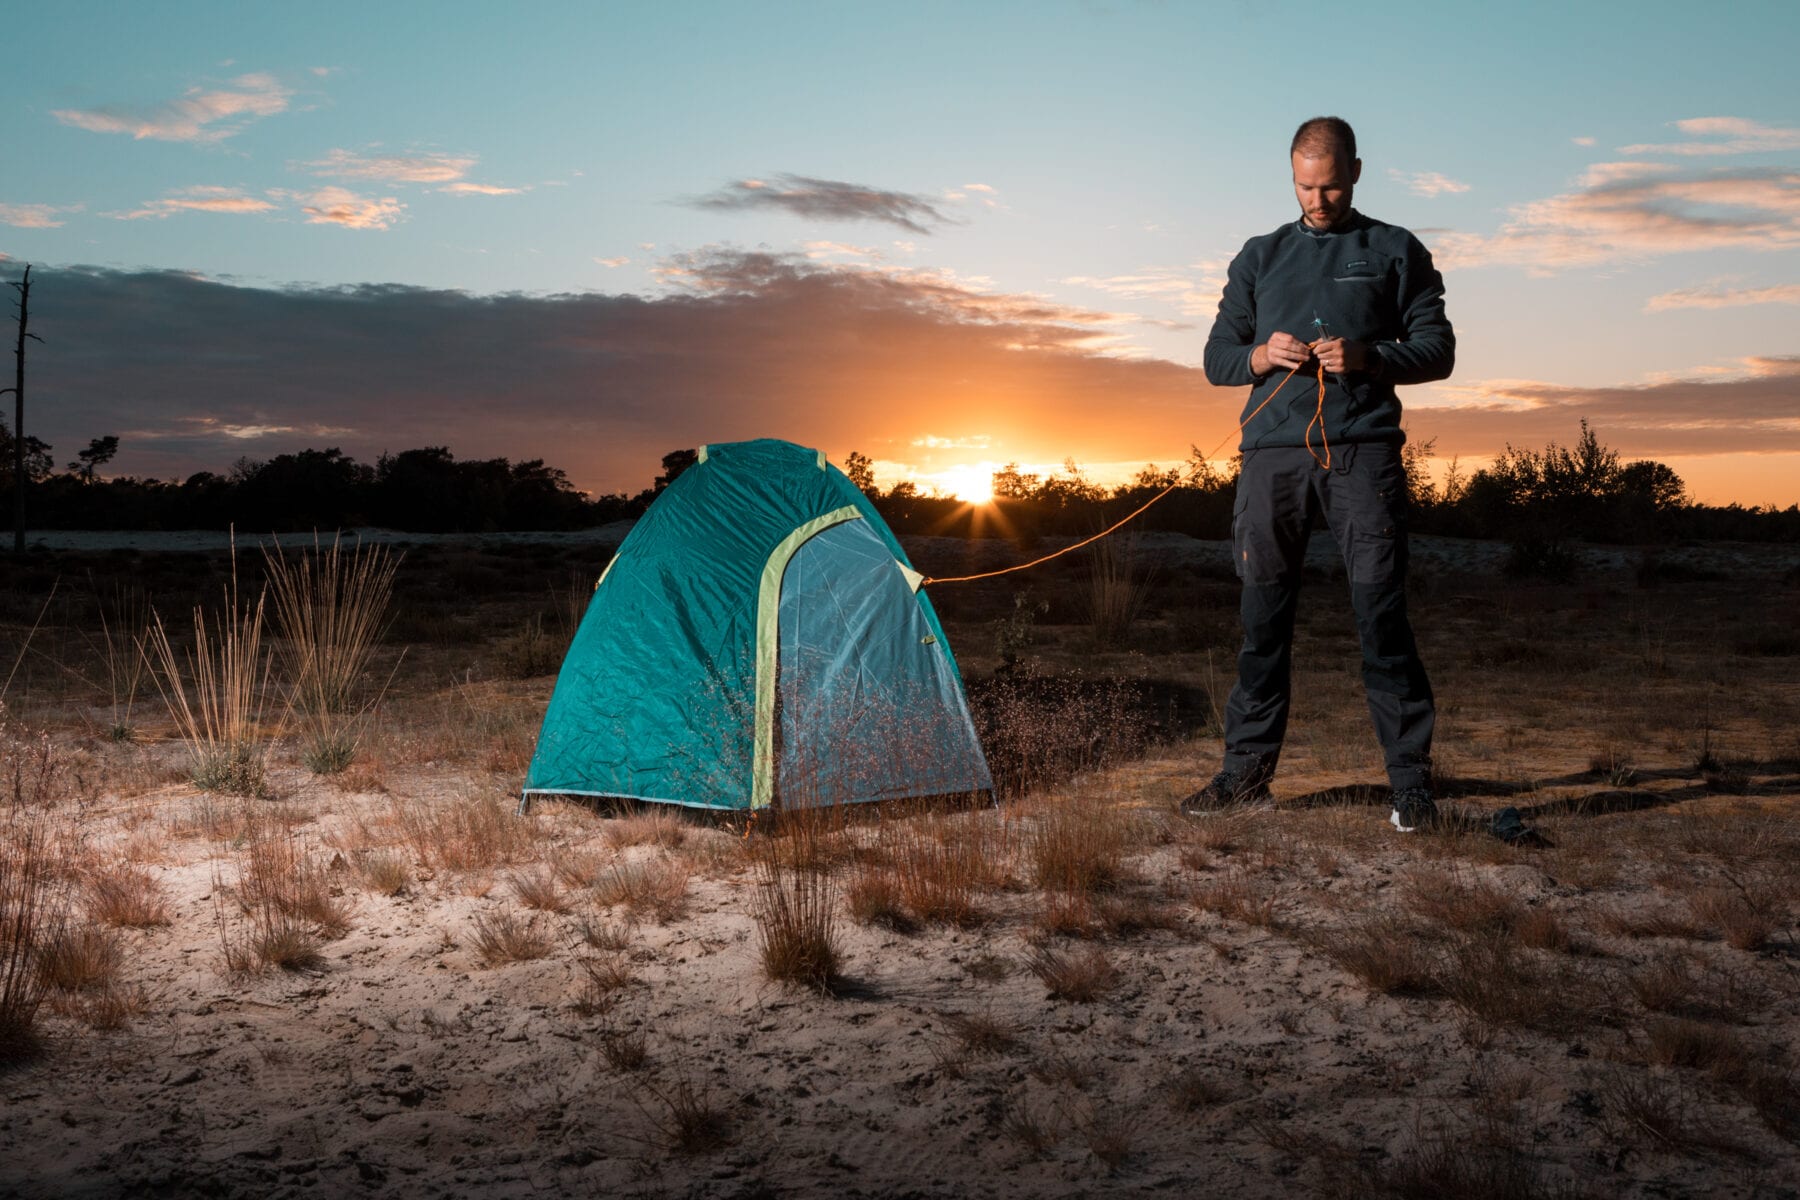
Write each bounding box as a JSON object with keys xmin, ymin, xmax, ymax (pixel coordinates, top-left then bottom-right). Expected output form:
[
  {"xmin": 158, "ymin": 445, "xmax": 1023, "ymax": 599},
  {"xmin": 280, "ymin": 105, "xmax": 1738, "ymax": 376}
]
[{"xmin": 1292, "ymin": 151, "xmax": 1360, "ymax": 231}]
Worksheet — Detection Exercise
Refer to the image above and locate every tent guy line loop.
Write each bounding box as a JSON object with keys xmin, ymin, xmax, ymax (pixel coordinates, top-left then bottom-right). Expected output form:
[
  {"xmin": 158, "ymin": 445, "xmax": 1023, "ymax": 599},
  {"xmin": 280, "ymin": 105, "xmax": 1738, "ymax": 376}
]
[{"xmin": 922, "ymin": 339, "xmax": 1330, "ymax": 587}]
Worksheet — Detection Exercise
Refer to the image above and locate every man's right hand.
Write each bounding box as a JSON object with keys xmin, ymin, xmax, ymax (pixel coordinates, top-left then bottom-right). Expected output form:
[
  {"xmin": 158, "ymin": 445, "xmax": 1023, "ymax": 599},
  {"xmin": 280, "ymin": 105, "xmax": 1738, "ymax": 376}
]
[{"xmin": 1252, "ymin": 331, "xmax": 1315, "ymax": 376}]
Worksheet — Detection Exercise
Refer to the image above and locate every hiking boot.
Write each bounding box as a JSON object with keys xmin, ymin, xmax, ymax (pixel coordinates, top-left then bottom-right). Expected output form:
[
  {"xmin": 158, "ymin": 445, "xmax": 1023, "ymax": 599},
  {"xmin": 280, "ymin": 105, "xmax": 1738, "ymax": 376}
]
[
  {"xmin": 1389, "ymin": 786, "xmax": 1439, "ymax": 833},
  {"xmin": 1181, "ymin": 768, "xmax": 1273, "ymax": 816}
]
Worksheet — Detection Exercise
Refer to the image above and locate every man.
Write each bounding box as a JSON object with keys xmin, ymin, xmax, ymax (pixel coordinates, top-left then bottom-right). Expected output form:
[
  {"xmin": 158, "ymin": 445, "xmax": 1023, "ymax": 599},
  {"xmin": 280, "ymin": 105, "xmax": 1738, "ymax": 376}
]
[{"xmin": 1190, "ymin": 116, "xmax": 1454, "ymax": 832}]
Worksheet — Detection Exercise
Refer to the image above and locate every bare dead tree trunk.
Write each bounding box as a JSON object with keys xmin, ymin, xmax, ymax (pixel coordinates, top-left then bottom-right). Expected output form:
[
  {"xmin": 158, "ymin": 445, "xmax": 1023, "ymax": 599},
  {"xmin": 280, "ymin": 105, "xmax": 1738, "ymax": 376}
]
[{"xmin": 6, "ymin": 264, "xmax": 43, "ymax": 554}]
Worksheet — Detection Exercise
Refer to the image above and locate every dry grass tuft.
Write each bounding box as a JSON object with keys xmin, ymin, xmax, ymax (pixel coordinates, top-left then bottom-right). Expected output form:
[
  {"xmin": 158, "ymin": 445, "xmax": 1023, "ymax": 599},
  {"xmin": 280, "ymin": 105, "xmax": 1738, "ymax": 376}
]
[
  {"xmin": 578, "ymin": 916, "xmax": 631, "ymax": 953},
  {"xmin": 0, "ymin": 809, "xmax": 67, "ymax": 1060},
  {"xmin": 238, "ymin": 832, "xmax": 355, "ymax": 940},
  {"xmin": 1078, "ymin": 1102, "xmax": 1135, "ymax": 1169},
  {"xmin": 145, "ymin": 559, "xmax": 276, "ymax": 797},
  {"xmin": 845, "ymin": 866, "xmax": 915, "ymax": 932},
  {"xmin": 882, "ymin": 815, "xmax": 996, "ymax": 928},
  {"xmin": 394, "ymin": 792, "xmax": 538, "ymax": 873},
  {"xmin": 1304, "ymin": 913, "xmax": 1441, "ymax": 996},
  {"xmin": 940, "ymin": 1008, "xmax": 1021, "ymax": 1057},
  {"xmin": 84, "ymin": 863, "xmax": 172, "ymax": 928},
  {"xmin": 1625, "ymin": 955, "xmax": 1753, "ymax": 1022},
  {"xmin": 1686, "ymin": 884, "xmax": 1780, "ymax": 952},
  {"xmin": 591, "ymin": 859, "xmax": 691, "ymax": 923},
  {"xmin": 1027, "ymin": 945, "xmax": 1119, "ymax": 1002},
  {"xmin": 36, "ymin": 923, "xmax": 125, "ymax": 994},
  {"xmin": 1641, "ymin": 1017, "xmax": 1749, "ymax": 1073},
  {"xmin": 469, "ymin": 909, "xmax": 554, "ymax": 966},
  {"xmin": 508, "ymin": 865, "xmax": 572, "ymax": 913},
  {"xmin": 1000, "ymin": 1098, "xmax": 1058, "ymax": 1155},
  {"xmin": 641, "ymin": 1075, "xmax": 735, "ymax": 1155},
  {"xmin": 348, "ymin": 849, "xmax": 411, "ymax": 896},
  {"xmin": 598, "ymin": 1023, "xmax": 650, "ymax": 1072},
  {"xmin": 573, "ymin": 954, "xmax": 634, "ymax": 1016},
  {"xmin": 749, "ymin": 832, "xmax": 843, "ymax": 993},
  {"xmin": 602, "ymin": 809, "xmax": 690, "ymax": 852},
  {"xmin": 1595, "ymin": 1068, "xmax": 1748, "ymax": 1156},
  {"xmin": 1026, "ymin": 791, "xmax": 1130, "ymax": 895},
  {"xmin": 1166, "ymin": 1065, "xmax": 1229, "ymax": 1113},
  {"xmin": 1192, "ymin": 871, "xmax": 1281, "ymax": 929},
  {"xmin": 264, "ymin": 537, "xmax": 401, "ymax": 776}
]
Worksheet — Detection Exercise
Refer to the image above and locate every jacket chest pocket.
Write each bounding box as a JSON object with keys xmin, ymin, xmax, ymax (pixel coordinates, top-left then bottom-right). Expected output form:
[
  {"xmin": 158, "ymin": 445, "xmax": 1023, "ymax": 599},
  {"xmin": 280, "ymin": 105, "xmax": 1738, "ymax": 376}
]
[{"xmin": 1332, "ymin": 252, "xmax": 1389, "ymax": 284}]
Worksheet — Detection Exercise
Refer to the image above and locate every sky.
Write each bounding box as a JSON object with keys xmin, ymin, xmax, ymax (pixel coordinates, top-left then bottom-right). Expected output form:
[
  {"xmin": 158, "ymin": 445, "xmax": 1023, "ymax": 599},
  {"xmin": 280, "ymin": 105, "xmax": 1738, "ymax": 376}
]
[{"xmin": 3, "ymin": 0, "xmax": 1797, "ymax": 506}]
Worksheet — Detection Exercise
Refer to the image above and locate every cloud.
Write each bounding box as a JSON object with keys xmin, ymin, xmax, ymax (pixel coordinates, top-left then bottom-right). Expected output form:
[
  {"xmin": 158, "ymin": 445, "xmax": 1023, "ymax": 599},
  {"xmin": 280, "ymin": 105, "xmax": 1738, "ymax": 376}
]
[
  {"xmin": 1388, "ymin": 169, "xmax": 1471, "ymax": 198},
  {"xmin": 52, "ymin": 72, "xmax": 292, "ymax": 143},
  {"xmin": 1062, "ymin": 258, "xmax": 1229, "ymax": 318},
  {"xmin": 305, "ymin": 149, "xmax": 476, "ymax": 184},
  {"xmin": 0, "ymin": 203, "xmax": 80, "ymax": 229},
  {"xmin": 1645, "ymin": 283, "xmax": 1800, "ymax": 312},
  {"xmin": 106, "ymin": 187, "xmax": 276, "ymax": 220},
  {"xmin": 1415, "ymin": 357, "xmax": 1800, "ymax": 456},
  {"xmin": 594, "ymin": 256, "xmax": 630, "ymax": 268},
  {"xmin": 283, "ymin": 187, "xmax": 405, "ymax": 230},
  {"xmin": 1572, "ymin": 136, "xmax": 1596, "ymax": 147},
  {"xmin": 912, "ymin": 434, "xmax": 993, "ymax": 449},
  {"xmin": 1621, "ymin": 116, "xmax": 1800, "ymax": 157},
  {"xmin": 22, "ymin": 254, "xmax": 1224, "ymax": 493},
  {"xmin": 438, "ymin": 182, "xmax": 524, "ymax": 196},
  {"xmin": 1431, "ymin": 163, "xmax": 1800, "ymax": 272},
  {"xmin": 689, "ymin": 174, "xmax": 953, "ymax": 234}
]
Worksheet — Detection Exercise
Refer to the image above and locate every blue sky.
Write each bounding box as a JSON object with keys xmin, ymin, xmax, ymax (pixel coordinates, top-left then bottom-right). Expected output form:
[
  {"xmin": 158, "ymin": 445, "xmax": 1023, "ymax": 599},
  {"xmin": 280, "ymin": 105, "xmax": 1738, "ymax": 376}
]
[{"xmin": 4, "ymin": 0, "xmax": 1797, "ymax": 503}]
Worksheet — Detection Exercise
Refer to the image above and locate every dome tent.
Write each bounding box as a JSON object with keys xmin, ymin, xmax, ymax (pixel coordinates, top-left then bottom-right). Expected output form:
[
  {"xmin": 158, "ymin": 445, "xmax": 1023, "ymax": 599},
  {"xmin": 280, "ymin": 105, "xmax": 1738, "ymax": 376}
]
[{"xmin": 522, "ymin": 439, "xmax": 992, "ymax": 812}]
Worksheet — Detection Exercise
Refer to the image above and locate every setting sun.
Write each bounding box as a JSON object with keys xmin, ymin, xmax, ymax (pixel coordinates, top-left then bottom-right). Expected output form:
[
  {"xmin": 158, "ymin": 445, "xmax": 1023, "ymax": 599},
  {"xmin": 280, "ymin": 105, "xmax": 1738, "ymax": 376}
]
[{"xmin": 933, "ymin": 463, "xmax": 996, "ymax": 505}]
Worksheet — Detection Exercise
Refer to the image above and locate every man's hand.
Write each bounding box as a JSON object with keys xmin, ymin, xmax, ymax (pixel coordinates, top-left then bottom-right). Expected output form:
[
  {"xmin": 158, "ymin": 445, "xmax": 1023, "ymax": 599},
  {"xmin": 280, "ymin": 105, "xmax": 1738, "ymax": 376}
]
[
  {"xmin": 1313, "ymin": 337, "xmax": 1370, "ymax": 375},
  {"xmin": 1252, "ymin": 330, "xmax": 1315, "ymax": 375}
]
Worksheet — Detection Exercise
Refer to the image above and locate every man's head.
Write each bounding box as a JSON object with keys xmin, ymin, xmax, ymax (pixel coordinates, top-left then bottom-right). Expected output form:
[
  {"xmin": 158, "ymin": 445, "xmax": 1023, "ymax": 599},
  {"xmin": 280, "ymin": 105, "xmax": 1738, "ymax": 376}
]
[{"xmin": 1290, "ymin": 116, "xmax": 1360, "ymax": 231}]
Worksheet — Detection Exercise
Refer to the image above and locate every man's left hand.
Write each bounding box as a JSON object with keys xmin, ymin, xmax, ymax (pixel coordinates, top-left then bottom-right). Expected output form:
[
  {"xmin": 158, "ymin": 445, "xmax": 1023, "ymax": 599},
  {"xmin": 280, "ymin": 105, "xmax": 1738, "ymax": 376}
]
[{"xmin": 1313, "ymin": 337, "xmax": 1369, "ymax": 374}]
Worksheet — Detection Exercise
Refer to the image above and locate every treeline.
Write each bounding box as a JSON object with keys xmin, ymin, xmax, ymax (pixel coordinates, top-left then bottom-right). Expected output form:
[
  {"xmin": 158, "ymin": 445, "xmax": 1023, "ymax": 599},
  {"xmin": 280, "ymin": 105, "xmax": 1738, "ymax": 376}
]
[
  {"xmin": 1, "ymin": 439, "xmax": 660, "ymax": 533},
  {"xmin": 857, "ymin": 424, "xmax": 1800, "ymax": 549},
  {"xmin": 4, "ymin": 422, "xmax": 1797, "ymax": 545}
]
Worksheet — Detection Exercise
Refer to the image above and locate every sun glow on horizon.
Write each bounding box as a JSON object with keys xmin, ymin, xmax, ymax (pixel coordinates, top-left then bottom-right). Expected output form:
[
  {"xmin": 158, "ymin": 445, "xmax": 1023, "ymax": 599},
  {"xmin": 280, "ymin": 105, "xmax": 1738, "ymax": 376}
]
[{"xmin": 929, "ymin": 462, "xmax": 997, "ymax": 505}]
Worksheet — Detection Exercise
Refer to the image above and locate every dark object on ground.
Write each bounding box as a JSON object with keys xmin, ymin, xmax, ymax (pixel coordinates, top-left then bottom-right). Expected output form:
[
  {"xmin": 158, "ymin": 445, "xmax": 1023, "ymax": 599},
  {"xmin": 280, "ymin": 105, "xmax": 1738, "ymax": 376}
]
[{"xmin": 1488, "ymin": 805, "xmax": 1552, "ymax": 848}]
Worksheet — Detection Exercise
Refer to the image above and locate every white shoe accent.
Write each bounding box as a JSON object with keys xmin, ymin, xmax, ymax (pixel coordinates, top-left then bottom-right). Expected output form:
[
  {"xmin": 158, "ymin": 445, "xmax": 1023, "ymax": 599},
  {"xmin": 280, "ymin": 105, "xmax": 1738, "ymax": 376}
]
[{"xmin": 1390, "ymin": 808, "xmax": 1418, "ymax": 834}]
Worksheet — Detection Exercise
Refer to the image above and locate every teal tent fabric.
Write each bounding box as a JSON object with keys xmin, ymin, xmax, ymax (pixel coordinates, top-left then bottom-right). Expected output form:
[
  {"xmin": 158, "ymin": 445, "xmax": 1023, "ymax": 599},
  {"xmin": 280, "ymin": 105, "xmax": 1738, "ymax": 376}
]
[{"xmin": 524, "ymin": 438, "xmax": 991, "ymax": 810}]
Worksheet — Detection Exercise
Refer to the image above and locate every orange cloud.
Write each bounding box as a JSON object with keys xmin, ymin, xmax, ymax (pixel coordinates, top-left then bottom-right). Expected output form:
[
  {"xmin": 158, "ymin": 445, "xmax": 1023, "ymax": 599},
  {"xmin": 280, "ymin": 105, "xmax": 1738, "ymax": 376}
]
[
  {"xmin": 106, "ymin": 187, "xmax": 276, "ymax": 220},
  {"xmin": 53, "ymin": 72, "xmax": 291, "ymax": 143},
  {"xmin": 1388, "ymin": 169, "xmax": 1471, "ymax": 198},
  {"xmin": 1414, "ymin": 357, "xmax": 1800, "ymax": 457},
  {"xmin": 1644, "ymin": 283, "xmax": 1800, "ymax": 312},
  {"xmin": 1621, "ymin": 116, "xmax": 1800, "ymax": 157},
  {"xmin": 0, "ymin": 203, "xmax": 79, "ymax": 229},
  {"xmin": 1432, "ymin": 163, "xmax": 1800, "ymax": 272},
  {"xmin": 306, "ymin": 149, "xmax": 476, "ymax": 184},
  {"xmin": 287, "ymin": 187, "xmax": 405, "ymax": 230}
]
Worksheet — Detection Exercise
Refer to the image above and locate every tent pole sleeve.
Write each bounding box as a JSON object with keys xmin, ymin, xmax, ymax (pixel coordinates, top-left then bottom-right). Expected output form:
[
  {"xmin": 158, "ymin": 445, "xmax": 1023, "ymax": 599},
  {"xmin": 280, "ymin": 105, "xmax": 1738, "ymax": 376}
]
[{"xmin": 751, "ymin": 505, "xmax": 864, "ymax": 810}]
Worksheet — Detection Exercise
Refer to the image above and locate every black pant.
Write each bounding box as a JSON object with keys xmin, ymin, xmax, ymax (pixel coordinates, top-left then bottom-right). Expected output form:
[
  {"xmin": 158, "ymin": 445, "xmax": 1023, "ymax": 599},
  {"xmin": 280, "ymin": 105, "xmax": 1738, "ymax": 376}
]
[{"xmin": 1222, "ymin": 442, "xmax": 1434, "ymax": 791}]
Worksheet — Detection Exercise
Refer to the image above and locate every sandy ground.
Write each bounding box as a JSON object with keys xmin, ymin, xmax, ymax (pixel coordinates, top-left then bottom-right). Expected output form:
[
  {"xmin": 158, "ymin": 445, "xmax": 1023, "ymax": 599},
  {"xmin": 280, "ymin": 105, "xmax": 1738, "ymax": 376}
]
[{"xmin": 2, "ymin": 536, "xmax": 1798, "ymax": 1198}]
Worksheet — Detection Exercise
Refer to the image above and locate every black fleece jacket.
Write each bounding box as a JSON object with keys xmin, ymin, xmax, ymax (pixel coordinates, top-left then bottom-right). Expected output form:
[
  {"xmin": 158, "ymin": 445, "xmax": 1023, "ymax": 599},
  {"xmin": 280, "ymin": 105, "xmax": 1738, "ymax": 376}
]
[{"xmin": 1204, "ymin": 210, "xmax": 1454, "ymax": 450}]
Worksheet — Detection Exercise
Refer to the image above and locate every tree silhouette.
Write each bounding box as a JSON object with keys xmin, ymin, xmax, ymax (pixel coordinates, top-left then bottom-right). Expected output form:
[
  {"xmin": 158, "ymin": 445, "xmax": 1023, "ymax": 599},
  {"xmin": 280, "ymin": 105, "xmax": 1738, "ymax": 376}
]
[
  {"xmin": 4, "ymin": 264, "xmax": 45, "ymax": 552},
  {"xmin": 68, "ymin": 435, "xmax": 119, "ymax": 483}
]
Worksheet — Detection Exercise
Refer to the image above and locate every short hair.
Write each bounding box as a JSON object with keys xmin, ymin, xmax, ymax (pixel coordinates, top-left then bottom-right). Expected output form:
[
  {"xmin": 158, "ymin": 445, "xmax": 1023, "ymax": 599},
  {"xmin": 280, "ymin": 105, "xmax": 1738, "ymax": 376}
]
[{"xmin": 1291, "ymin": 116, "xmax": 1357, "ymax": 163}]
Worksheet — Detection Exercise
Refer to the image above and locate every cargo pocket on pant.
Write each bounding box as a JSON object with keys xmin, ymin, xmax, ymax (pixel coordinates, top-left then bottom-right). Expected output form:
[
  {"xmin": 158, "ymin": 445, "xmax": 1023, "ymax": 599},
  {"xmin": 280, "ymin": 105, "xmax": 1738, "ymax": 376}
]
[{"xmin": 1349, "ymin": 525, "xmax": 1400, "ymax": 585}]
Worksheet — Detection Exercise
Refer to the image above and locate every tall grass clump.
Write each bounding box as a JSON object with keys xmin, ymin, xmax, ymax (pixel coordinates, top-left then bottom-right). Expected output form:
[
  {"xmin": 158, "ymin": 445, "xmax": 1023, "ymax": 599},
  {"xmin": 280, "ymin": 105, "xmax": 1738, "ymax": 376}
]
[
  {"xmin": 92, "ymin": 580, "xmax": 151, "ymax": 742},
  {"xmin": 1083, "ymin": 533, "xmax": 1153, "ymax": 650},
  {"xmin": 264, "ymin": 537, "xmax": 400, "ymax": 775},
  {"xmin": 0, "ymin": 812, "xmax": 69, "ymax": 1061},
  {"xmin": 748, "ymin": 821, "xmax": 843, "ymax": 993},
  {"xmin": 2, "ymin": 708, "xmax": 78, "ymax": 1059},
  {"xmin": 146, "ymin": 548, "xmax": 275, "ymax": 796}
]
